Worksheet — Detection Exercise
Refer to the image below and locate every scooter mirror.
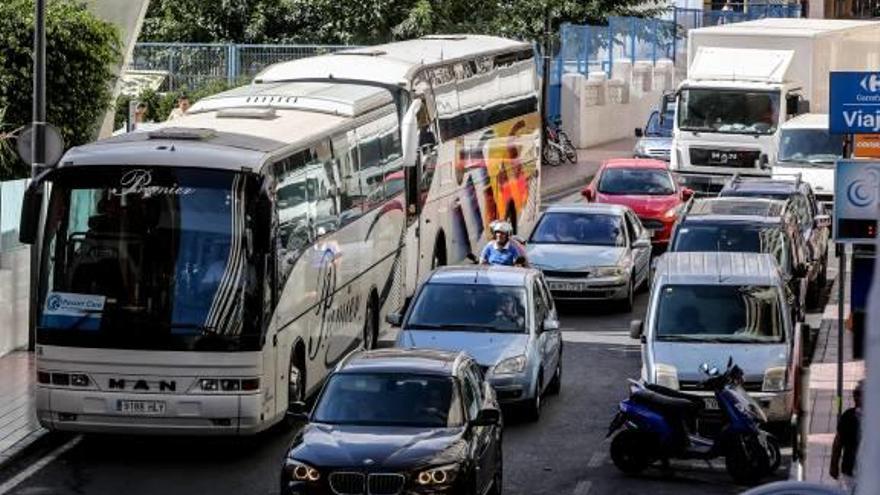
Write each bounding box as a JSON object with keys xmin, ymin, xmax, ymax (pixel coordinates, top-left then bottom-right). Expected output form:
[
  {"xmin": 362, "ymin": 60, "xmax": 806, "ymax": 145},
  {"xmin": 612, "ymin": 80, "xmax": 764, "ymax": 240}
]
[{"xmin": 699, "ymin": 362, "xmax": 709, "ymax": 374}]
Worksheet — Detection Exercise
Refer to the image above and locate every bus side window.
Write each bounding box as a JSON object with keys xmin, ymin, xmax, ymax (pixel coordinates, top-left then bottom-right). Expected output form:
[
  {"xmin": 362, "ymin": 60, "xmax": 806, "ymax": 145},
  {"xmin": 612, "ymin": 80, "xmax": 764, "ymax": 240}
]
[
  {"xmin": 274, "ymin": 151, "xmax": 311, "ymax": 288},
  {"xmin": 331, "ymin": 132, "xmax": 362, "ymax": 226}
]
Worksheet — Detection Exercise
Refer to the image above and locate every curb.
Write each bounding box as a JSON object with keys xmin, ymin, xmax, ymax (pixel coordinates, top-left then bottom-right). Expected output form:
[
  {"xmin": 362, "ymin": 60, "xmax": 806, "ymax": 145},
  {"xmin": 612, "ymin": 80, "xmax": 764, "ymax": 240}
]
[
  {"xmin": 541, "ymin": 173, "xmax": 595, "ymax": 203},
  {"xmin": 0, "ymin": 428, "xmax": 50, "ymax": 473}
]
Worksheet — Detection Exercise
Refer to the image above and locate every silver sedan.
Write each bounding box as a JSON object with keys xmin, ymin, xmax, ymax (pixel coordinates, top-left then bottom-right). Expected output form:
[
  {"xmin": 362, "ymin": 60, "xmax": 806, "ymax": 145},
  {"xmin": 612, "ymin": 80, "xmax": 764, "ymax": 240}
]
[{"xmin": 526, "ymin": 203, "xmax": 652, "ymax": 311}]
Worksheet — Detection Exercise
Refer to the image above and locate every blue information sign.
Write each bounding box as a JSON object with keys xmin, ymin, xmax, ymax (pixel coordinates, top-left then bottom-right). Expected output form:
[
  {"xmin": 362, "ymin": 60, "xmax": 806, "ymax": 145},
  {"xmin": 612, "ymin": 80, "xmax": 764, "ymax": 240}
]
[
  {"xmin": 829, "ymin": 72, "xmax": 880, "ymax": 135},
  {"xmin": 834, "ymin": 159, "xmax": 880, "ymax": 243}
]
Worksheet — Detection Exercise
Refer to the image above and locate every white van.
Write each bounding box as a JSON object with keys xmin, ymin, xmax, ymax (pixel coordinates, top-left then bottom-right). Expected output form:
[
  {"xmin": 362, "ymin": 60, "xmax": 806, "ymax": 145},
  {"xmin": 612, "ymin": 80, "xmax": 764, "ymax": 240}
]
[{"xmin": 773, "ymin": 113, "xmax": 842, "ymax": 212}]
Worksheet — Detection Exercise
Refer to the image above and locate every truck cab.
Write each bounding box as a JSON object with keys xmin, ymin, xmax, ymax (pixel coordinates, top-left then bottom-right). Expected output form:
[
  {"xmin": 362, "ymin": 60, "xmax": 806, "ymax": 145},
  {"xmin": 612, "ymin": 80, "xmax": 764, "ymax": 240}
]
[
  {"xmin": 671, "ymin": 47, "xmax": 808, "ymax": 194},
  {"xmin": 773, "ymin": 113, "xmax": 842, "ymax": 212}
]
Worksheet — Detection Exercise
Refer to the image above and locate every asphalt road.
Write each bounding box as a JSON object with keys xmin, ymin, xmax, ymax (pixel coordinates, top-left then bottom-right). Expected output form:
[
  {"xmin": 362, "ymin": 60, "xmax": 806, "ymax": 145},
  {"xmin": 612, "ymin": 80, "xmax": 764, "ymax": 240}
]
[{"xmin": 0, "ymin": 287, "xmax": 789, "ymax": 495}]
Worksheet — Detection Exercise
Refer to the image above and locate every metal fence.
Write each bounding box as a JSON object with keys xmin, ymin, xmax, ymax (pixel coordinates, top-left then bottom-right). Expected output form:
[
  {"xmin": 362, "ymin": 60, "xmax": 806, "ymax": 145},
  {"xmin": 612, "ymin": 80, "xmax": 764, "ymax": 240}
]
[{"xmin": 128, "ymin": 43, "xmax": 357, "ymax": 91}]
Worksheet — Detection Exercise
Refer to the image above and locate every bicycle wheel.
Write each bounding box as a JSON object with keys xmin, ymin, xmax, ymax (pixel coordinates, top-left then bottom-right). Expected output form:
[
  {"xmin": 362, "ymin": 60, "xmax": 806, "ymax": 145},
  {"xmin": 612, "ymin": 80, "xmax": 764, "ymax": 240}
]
[
  {"xmin": 543, "ymin": 142, "xmax": 562, "ymax": 166},
  {"xmin": 559, "ymin": 131, "xmax": 577, "ymax": 164}
]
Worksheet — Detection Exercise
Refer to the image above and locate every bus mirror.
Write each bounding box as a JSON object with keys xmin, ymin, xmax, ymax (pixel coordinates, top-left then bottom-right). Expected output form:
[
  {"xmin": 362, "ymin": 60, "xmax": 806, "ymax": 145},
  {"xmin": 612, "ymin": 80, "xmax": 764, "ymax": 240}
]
[
  {"xmin": 19, "ymin": 183, "xmax": 42, "ymax": 245},
  {"xmin": 401, "ymin": 99, "xmax": 423, "ymax": 168}
]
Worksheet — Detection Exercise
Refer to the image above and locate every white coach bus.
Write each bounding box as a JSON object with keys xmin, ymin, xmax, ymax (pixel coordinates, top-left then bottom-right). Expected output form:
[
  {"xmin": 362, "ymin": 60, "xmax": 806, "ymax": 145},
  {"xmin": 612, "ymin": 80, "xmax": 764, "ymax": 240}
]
[{"xmin": 19, "ymin": 35, "xmax": 540, "ymax": 434}]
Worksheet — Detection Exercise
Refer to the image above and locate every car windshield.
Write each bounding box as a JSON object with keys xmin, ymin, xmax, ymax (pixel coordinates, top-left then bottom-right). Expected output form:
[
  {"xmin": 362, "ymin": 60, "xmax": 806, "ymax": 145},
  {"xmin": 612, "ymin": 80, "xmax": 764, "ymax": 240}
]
[
  {"xmin": 778, "ymin": 129, "xmax": 843, "ymax": 167},
  {"xmin": 529, "ymin": 212, "xmax": 626, "ymax": 246},
  {"xmin": 408, "ymin": 284, "xmax": 528, "ymax": 333},
  {"xmin": 655, "ymin": 285, "xmax": 784, "ymax": 342},
  {"xmin": 678, "ymin": 89, "xmax": 780, "ymax": 135},
  {"xmin": 37, "ymin": 167, "xmax": 264, "ymax": 351},
  {"xmin": 645, "ymin": 111, "xmax": 674, "ymax": 137},
  {"xmin": 671, "ymin": 224, "xmax": 790, "ymax": 270},
  {"xmin": 313, "ymin": 374, "xmax": 461, "ymax": 427},
  {"xmin": 598, "ymin": 168, "xmax": 675, "ymax": 196}
]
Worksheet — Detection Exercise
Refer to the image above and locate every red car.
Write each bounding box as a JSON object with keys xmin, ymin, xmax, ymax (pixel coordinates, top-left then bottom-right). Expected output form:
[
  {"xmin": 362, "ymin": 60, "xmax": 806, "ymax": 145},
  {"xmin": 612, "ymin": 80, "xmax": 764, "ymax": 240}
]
[{"xmin": 581, "ymin": 158, "xmax": 693, "ymax": 245}]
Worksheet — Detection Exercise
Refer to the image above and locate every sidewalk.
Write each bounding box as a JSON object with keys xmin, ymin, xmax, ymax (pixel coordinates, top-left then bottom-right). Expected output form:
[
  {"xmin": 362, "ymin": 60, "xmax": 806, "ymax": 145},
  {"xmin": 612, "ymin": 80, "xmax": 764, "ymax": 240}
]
[
  {"xmin": 802, "ymin": 275, "xmax": 865, "ymax": 485},
  {"xmin": 541, "ymin": 137, "xmax": 636, "ymax": 198},
  {"xmin": 0, "ymin": 351, "xmax": 43, "ymax": 468}
]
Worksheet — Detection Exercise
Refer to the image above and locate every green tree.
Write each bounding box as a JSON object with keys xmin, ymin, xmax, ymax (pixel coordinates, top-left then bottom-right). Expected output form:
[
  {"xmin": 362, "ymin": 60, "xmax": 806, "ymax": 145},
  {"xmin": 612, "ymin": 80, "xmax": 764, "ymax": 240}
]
[
  {"xmin": 0, "ymin": 0, "xmax": 120, "ymax": 179},
  {"xmin": 140, "ymin": 0, "xmax": 664, "ymax": 45}
]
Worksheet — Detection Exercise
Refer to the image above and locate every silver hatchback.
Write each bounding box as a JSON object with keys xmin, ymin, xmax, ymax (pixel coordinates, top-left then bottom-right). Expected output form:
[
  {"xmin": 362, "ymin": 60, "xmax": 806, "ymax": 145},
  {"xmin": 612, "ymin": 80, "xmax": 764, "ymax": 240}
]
[{"xmin": 388, "ymin": 266, "xmax": 563, "ymax": 421}]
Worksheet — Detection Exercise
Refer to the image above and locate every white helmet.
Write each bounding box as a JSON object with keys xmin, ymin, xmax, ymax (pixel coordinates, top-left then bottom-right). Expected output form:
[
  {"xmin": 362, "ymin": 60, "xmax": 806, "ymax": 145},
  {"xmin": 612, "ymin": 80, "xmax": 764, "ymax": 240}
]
[{"xmin": 491, "ymin": 221, "xmax": 513, "ymax": 235}]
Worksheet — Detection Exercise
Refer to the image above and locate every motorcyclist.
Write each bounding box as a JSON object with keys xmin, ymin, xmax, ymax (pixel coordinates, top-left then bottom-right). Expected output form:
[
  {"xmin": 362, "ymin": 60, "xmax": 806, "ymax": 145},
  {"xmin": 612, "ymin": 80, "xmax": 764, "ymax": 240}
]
[{"xmin": 480, "ymin": 221, "xmax": 527, "ymax": 266}]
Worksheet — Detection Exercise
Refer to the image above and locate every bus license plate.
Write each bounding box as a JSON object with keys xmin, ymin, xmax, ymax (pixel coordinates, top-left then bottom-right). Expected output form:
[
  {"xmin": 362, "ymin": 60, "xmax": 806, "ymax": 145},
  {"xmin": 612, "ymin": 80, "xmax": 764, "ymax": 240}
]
[
  {"xmin": 549, "ymin": 282, "xmax": 586, "ymax": 291},
  {"xmin": 117, "ymin": 400, "xmax": 166, "ymax": 415},
  {"xmin": 703, "ymin": 398, "xmax": 719, "ymax": 410}
]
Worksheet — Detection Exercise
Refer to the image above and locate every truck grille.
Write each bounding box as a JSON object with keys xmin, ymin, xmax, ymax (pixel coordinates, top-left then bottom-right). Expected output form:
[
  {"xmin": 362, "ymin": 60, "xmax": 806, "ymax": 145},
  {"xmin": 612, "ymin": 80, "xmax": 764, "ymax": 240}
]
[
  {"xmin": 368, "ymin": 474, "xmax": 405, "ymax": 495},
  {"xmin": 690, "ymin": 148, "xmax": 761, "ymax": 168},
  {"xmin": 329, "ymin": 472, "xmax": 364, "ymax": 494}
]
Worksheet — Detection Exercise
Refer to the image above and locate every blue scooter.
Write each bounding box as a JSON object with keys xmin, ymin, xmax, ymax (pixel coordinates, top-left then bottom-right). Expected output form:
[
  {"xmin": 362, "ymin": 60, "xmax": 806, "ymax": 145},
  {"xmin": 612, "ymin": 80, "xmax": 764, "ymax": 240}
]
[{"xmin": 606, "ymin": 359, "xmax": 781, "ymax": 485}]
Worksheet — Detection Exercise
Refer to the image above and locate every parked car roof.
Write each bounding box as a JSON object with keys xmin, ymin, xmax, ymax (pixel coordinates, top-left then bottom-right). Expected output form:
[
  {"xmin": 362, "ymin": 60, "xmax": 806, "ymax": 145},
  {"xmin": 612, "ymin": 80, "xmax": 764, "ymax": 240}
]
[
  {"xmin": 543, "ymin": 202, "xmax": 630, "ymax": 215},
  {"xmin": 685, "ymin": 197, "xmax": 786, "ymax": 220},
  {"xmin": 603, "ymin": 158, "xmax": 669, "ymax": 170},
  {"xmin": 337, "ymin": 348, "xmax": 467, "ymax": 376},
  {"xmin": 654, "ymin": 252, "xmax": 782, "ymax": 286},
  {"xmin": 428, "ymin": 265, "xmax": 536, "ymax": 287}
]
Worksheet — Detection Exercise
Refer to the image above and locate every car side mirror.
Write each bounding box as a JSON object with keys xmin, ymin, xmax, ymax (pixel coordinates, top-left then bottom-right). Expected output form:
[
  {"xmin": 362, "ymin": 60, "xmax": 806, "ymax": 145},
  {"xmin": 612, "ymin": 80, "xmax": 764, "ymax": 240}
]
[
  {"xmin": 581, "ymin": 188, "xmax": 594, "ymax": 202},
  {"xmin": 542, "ymin": 317, "xmax": 560, "ymax": 332},
  {"xmin": 633, "ymin": 238, "xmax": 651, "ymax": 249},
  {"xmin": 634, "ymin": 127, "xmax": 644, "ymax": 138},
  {"xmin": 786, "ymin": 94, "xmax": 800, "ymax": 116},
  {"xmin": 385, "ymin": 312, "xmax": 403, "ymax": 327},
  {"xmin": 287, "ymin": 401, "xmax": 309, "ymax": 422},
  {"xmin": 400, "ymin": 99, "xmax": 423, "ymax": 168},
  {"xmin": 629, "ymin": 320, "xmax": 643, "ymax": 340},
  {"xmin": 681, "ymin": 187, "xmax": 694, "ymax": 201},
  {"xmin": 470, "ymin": 408, "xmax": 501, "ymax": 427},
  {"xmin": 814, "ymin": 214, "xmax": 831, "ymax": 229}
]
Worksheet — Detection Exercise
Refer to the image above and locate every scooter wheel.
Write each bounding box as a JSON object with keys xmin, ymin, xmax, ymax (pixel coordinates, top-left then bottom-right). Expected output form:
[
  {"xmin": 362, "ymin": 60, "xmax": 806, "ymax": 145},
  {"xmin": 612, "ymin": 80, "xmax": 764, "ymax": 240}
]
[
  {"xmin": 725, "ymin": 434, "xmax": 768, "ymax": 485},
  {"xmin": 765, "ymin": 435, "xmax": 781, "ymax": 475},
  {"xmin": 610, "ymin": 429, "xmax": 653, "ymax": 474}
]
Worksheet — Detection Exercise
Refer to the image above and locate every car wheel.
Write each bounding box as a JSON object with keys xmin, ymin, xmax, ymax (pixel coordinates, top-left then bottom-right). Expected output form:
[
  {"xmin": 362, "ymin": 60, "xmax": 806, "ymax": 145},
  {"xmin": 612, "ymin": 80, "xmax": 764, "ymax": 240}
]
[
  {"xmin": 522, "ymin": 375, "xmax": 542, "ymax": 422},
  {"xmin": 547, "ymin": 357, "xmax": 562, "ymax": 395},
  {"xmin": 487, "ymin": 445, "xmax": 503, "ymax": 495},
  {"xmin": 283, "ymin": 352, "xmax": 306, "ymax": 428}
]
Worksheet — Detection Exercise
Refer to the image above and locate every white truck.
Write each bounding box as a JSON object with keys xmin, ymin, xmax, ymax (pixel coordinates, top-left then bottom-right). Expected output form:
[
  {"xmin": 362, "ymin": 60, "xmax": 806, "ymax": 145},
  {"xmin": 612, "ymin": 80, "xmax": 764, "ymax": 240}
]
[{"xmin": 671, "ymin": 18, "xmax": 880, "ymax": 193}]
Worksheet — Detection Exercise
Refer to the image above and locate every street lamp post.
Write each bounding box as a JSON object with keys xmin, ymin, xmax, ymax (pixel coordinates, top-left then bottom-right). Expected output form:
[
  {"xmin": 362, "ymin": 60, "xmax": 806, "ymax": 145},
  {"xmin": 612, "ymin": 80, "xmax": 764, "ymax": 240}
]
[{"xmin": 28, "ymin": 0, "xmax": 47, "ymax": 351}]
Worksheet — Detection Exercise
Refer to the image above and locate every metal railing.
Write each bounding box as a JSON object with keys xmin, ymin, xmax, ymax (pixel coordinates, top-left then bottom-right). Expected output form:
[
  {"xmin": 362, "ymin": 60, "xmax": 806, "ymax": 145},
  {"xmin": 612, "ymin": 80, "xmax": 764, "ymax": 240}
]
[{"xmin": 127, "ymin": 43, "xmax": 357, "ymax": 91}]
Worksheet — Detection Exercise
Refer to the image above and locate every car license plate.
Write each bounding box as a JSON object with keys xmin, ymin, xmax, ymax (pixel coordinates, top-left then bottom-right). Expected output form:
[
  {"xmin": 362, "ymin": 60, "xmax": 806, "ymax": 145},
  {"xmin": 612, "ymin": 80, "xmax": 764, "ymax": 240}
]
[
  {"xmin": 117, "ymin": 400, "xmax": 166, "ymax": 415},
  {"xmin": 549, "ymin": 281, "xmax": 586, "ymax": 291},
  {"xmin": 703, "ymin": 398, "xmax": 719, "ymax": 410}
]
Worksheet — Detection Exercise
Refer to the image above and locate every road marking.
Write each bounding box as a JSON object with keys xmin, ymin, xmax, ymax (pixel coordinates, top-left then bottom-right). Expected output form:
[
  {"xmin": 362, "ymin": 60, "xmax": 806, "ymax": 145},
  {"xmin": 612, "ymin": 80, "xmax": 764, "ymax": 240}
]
[
  {"xmin": 572, "ymin": 480, "xmax": 593, "ymax": 495},
  {"xmin": 0, "ymin": 435, "xmax": 82, "ymax": 495},
  {"xmin": 587, "ymin": 451, "xmax": 606, "ymax": 468}
]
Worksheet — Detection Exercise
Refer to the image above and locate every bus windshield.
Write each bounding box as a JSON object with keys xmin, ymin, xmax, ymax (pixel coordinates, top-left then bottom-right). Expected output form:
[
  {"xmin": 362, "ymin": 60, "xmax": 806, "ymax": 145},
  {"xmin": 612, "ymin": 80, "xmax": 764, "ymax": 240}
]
[{"xmin": 37, "ymin": 167, "xmax": 265, "ymax": 352}]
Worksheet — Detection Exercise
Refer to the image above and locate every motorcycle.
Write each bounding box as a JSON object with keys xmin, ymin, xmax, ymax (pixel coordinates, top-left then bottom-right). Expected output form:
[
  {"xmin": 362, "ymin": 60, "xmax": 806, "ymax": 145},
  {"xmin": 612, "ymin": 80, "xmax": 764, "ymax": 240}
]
[{"xmin": 606, "ymin": 358, "xmax": 781, "ymax": 485}]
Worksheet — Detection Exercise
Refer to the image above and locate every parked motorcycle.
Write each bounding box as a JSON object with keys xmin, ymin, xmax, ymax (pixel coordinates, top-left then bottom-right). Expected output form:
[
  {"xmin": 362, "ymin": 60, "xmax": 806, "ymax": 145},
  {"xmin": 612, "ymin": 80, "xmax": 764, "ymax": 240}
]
[{"xmin": 606, "ymin": 359, "xmax": 781, "ymax": 485}]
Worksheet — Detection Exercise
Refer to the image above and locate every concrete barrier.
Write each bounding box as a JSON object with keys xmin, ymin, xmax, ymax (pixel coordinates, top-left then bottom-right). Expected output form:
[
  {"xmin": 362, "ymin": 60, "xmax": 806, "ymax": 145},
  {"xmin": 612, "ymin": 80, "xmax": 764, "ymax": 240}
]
[
  {"xmin": 0, "ymin": 248, "xmax": 30, "ymax": 357},
  {"xmin": 561, "ymin": 59, "xmax": 673, "ymax": 149}
]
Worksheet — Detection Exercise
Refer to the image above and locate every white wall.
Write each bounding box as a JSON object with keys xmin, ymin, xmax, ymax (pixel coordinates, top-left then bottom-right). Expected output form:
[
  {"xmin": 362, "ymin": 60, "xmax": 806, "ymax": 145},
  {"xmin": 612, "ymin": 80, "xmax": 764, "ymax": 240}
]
[
  {"xmin": 561, "ymin": 59, "xmax": 675, "ymax": 149},
  {"xmin": 0, "ymin": 248, "xmax": 30, "ymax": 357}
]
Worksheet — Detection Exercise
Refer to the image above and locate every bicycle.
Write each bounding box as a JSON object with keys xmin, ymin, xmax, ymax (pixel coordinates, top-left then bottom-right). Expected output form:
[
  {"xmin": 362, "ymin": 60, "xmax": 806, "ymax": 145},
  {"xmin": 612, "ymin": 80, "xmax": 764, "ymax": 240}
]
[{"xmin": 543, "ymin": 118, "xmax": 577, "ymax": 166}]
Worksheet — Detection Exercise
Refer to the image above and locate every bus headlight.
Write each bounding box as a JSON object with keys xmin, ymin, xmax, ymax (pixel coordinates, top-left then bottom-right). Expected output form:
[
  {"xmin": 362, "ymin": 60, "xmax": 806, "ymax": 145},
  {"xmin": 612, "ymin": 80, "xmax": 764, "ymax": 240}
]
[
  {"xmin": 654, "ymin": 363, "xmax": 679, "ymax": 390},
  {"xmin": 193, "ymin": 377, "xmax": 260, "ymax": 393},
  {"xmin": 762, "ymin": 367, "xmax": 787, "ymax": 392}
]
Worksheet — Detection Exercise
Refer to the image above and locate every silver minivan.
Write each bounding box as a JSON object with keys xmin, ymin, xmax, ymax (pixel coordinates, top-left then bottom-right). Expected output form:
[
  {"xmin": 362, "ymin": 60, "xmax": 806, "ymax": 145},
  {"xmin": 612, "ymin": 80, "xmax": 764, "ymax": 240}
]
[{"xmin": 630, "ymin": 252, "xmax": 805, "ymax": 424}]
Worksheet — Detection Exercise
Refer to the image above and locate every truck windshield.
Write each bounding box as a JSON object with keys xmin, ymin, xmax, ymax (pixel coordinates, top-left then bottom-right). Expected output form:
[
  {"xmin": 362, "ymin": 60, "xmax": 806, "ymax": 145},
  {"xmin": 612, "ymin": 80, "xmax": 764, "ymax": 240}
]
[
  {"xmin": 655, "ymin": 285, "xmax": 784, "ymax": 343},
  {"xmin": 678, "ymin": 89, "xmax": 780, "ymax": 135},
  {"xmin": 37, "ymin": 167, "xmax": 265, "ymax": 352},
  {"xmin": 778, "ymin": 129, "xmax": 843, "ymax": 166}
]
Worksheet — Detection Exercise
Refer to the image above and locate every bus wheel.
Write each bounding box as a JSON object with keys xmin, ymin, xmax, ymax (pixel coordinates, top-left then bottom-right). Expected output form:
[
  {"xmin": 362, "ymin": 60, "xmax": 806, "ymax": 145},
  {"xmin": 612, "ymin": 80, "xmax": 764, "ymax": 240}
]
[
  {"xmin": 431, "ymin": 235, "xmax": 446, "ymax": 269},
  {"xmin": 363, "ymin": 296, "xmax": 378, "ymax": 350},
  {"xmin": 284, "ymin": 348, "xmax": 306, "ymax": 427}
]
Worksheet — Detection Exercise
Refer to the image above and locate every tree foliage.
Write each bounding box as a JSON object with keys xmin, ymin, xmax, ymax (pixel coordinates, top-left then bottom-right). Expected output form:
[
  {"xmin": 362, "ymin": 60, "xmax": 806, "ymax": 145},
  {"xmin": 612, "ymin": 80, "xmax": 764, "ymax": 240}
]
[
  {"xmin": 141, "ymin": 0, "xmax": 665, "ymax": 45},
  {"xmin": 0, "ymin": 0, "xmax": 120, "ymax": 179}
]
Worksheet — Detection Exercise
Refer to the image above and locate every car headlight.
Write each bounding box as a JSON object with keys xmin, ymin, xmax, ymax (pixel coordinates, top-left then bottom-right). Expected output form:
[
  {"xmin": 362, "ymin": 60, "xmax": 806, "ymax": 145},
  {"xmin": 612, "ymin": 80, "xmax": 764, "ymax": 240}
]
[
  {"xmin": 493, "ymin": 355, "xmax": 527, "ymax": 375},
  {"xmin": 287, "ymin": 460, "xmax": 320, "ymax": 482},
  {"xmin": 663, "ymin": 204, "xmax": 683, "ymax": 219},
  {"xmin": 416, "ymin": 463, "xmax": 460, "ymax": 486},
  {"xmin": 654, "ymin": 363, "xmax": 679, "ymax": 390},
  {"xmin": 592, "ymin": 266, "xmax": 624, "ymax": 278},
  {"xmin": 762, "ymin": 367, "xmax": 787, "ymax": 392}
]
